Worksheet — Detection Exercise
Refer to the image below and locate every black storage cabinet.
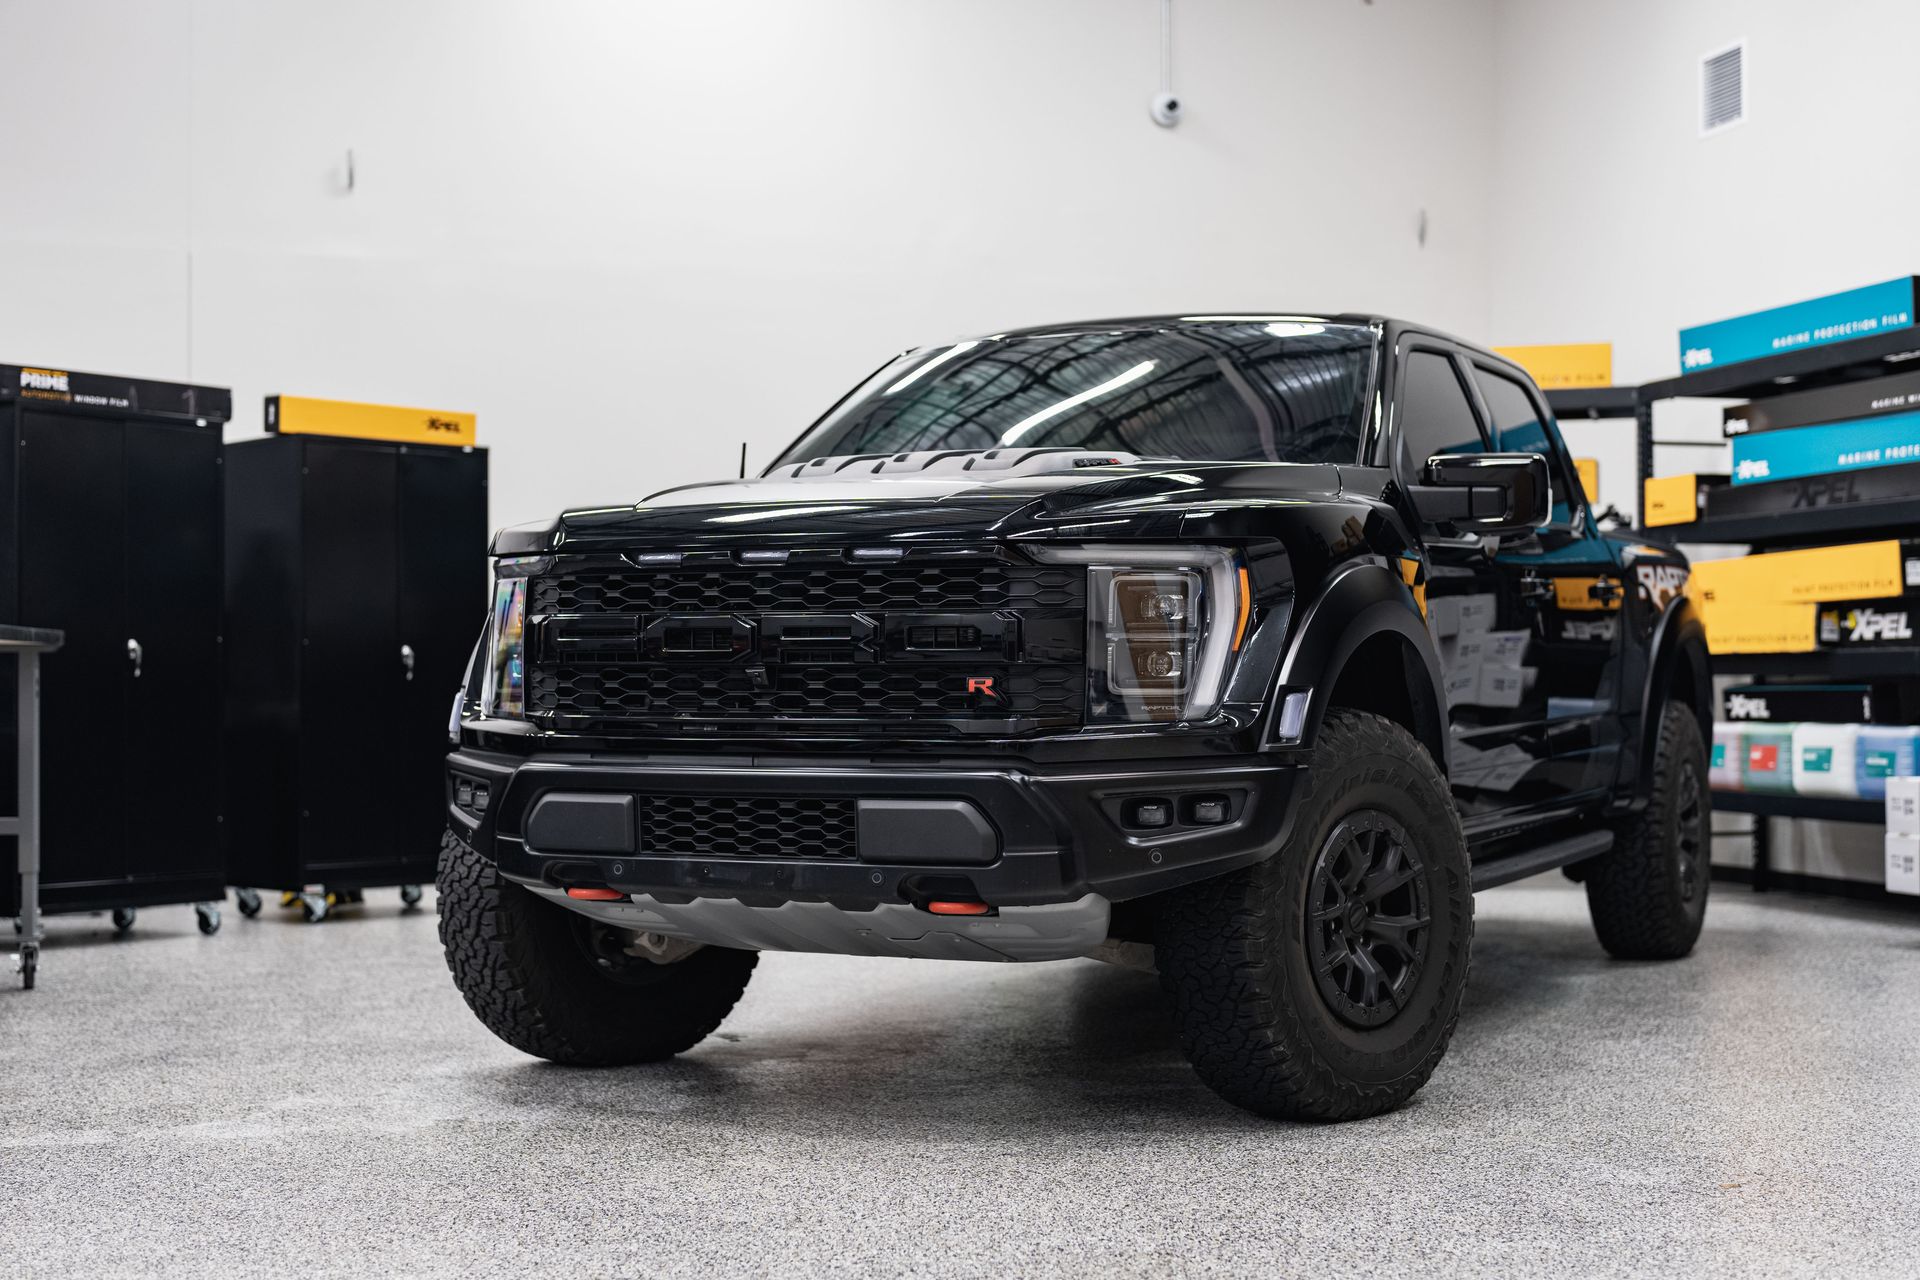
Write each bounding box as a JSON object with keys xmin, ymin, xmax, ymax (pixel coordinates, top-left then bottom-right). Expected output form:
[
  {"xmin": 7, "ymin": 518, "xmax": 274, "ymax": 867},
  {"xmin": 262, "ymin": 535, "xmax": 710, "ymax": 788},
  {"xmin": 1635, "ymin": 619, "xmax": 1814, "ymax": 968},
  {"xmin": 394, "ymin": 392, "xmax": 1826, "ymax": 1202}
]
[
  {"xmin": 224, "ymin": 434, "xmax": 487, "ymax": 895},
  {"xmin": 0, "ymin": 366, "xmax": 230, "ymax": 917}
]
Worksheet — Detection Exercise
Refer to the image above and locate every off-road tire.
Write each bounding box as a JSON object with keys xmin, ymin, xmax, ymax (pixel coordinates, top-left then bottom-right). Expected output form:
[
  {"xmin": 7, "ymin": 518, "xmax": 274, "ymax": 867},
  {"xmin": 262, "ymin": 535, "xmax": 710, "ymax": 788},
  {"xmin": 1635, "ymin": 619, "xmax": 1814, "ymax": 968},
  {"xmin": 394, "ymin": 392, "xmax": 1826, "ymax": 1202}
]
[
  {"xmin": 1586, "ymin": 703, "xmax": 1709, "ymax": 960},
  {"xmin": 437, "ymin": 829, "xmax": 757, "ymax": 1064},
  {"xmin": 1155, "ymin": 709, "xmax": 1472, "ymax": 1122}
]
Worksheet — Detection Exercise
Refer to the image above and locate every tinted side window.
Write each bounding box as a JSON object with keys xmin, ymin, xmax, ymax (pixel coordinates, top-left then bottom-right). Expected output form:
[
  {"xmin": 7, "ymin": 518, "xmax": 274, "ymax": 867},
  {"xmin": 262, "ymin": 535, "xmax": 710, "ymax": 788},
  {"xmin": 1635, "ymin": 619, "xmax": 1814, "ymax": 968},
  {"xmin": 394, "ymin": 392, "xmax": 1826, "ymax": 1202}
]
[
  {"xmin": 1475, "ymin": 368, "xmax": 1577, "ymax": 525},
  {"xmin": 1397, "ymin": 350, "xmax": 1485, "ymax": 477}
]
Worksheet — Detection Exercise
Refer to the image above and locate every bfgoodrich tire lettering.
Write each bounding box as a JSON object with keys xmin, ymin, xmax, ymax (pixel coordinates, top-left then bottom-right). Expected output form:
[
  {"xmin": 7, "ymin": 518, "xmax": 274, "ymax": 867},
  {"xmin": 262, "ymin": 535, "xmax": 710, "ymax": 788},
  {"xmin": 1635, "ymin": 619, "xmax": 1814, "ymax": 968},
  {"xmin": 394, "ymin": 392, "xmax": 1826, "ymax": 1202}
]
[
  {"xmin": 437, "ymin": 829, "xmax": 757, "ymax": 1065},
  {"xmin": 1155, "ymin": 709, "xmax": 1472, "ymax": 1121}
]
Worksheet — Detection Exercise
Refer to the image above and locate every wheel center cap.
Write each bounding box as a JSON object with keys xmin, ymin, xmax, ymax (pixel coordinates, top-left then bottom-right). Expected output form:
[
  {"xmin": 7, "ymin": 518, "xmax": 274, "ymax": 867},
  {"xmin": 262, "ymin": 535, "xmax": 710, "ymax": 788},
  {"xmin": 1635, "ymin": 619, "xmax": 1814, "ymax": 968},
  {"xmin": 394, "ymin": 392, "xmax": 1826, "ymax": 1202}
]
[{"xmin": 1345, "ymin": 902, "xmax": 1370, "ymax": 934}]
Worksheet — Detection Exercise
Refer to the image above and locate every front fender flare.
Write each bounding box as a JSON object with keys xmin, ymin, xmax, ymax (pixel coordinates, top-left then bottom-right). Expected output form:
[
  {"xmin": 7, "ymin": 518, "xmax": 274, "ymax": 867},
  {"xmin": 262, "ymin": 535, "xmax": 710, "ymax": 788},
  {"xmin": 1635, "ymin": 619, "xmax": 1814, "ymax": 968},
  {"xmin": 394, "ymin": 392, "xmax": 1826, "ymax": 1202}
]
[{"xmin": 1273, "ymin": 560, "xmax": 1448, "ymax": 773}]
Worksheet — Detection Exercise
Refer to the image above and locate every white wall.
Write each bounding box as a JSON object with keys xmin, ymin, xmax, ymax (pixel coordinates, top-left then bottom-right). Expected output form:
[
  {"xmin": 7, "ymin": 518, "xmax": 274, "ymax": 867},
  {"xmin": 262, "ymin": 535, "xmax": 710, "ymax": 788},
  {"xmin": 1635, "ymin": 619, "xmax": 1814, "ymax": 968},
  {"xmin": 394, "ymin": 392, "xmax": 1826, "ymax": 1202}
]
[
  {"xmin": 1488, "ymin": 0, "xmax": 1920, "ymax": 518},
  {"xmin": 0, "ymin": 0, "xmax": 1499, "ymax": 530}
]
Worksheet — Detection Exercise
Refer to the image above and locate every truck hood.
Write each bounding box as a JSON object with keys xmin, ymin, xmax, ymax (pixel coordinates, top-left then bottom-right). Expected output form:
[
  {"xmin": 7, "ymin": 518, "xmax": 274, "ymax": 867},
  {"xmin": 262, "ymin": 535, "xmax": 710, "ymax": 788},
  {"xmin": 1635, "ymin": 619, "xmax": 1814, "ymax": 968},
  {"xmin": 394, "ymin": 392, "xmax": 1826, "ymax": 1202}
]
[{"xmin": 493, "ymin": 447, "xmax": 1351, "ymax": 554}]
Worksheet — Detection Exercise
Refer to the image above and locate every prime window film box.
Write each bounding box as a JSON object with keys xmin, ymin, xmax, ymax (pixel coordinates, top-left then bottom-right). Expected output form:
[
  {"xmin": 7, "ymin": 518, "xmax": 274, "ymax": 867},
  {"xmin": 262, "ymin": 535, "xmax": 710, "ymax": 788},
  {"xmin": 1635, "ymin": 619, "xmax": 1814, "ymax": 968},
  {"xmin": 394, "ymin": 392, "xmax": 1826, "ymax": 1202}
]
[
  {"xmin": 1729, "ymin": 411, "xmax": 1920, "ymax": 485},
  {"xmin": 1741, "ymin": 723, "xmax": 1797, "ymax": 793},
  {"xmin": 1679, "ymin": 276, "xmax": 1919, "ymax": 373}
]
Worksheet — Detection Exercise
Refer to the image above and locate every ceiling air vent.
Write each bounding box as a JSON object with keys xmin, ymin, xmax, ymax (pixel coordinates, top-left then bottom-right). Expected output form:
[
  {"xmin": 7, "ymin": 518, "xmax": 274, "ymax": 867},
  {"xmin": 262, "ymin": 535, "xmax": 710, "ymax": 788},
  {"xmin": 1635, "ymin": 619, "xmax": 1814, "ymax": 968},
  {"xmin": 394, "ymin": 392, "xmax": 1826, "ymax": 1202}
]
[{"xmin": 1701, "ymin": 41, "xmax": 1745, "ymax": 134}]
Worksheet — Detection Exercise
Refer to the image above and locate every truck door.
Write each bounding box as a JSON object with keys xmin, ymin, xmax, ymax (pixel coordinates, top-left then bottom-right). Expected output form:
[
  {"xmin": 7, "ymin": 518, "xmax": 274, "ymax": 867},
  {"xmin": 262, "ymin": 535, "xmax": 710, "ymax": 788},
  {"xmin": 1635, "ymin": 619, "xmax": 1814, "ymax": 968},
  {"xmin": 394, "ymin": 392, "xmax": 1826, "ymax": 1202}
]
[
  {"xmin": 1394, "ymin": 344, "xmax": 1620, "ymax": 831},
  {"xmin": 1466, "ymin": 361, "xmax": 1626, "ymax": 814}
]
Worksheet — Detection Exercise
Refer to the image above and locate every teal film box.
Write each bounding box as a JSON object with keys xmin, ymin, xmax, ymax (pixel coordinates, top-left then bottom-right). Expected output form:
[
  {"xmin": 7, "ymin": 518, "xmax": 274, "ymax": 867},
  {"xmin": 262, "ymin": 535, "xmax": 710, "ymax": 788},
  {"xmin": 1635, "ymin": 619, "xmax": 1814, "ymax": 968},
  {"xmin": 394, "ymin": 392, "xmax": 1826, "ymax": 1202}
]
[
  {"xmin": 1730, "ymin": 409, "xmax": 1920, "ymax": 484},
  {"xmin": 1679, "ymin": 277, "xmax": 1919, "ymax": 372}
]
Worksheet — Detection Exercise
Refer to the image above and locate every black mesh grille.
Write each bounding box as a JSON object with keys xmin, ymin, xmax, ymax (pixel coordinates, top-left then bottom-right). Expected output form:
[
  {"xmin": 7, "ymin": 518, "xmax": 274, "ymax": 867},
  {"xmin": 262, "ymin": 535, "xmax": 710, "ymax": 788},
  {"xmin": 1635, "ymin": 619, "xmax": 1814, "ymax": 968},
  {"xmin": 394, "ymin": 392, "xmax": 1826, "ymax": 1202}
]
[
  {"xmin": 526, "ymin": 553, "xmax": 1087, "ymax": 732},
  {"xmin": 534, "ymin": 663, "xmax": 1082, "ymax": 720},
  {"xmin": 531, "ymin": 563, "xmax": 1082, "ymax": 614},
  {"xmin": 640, "ymin": 795, "xmax": 857, "ymax": 860}
]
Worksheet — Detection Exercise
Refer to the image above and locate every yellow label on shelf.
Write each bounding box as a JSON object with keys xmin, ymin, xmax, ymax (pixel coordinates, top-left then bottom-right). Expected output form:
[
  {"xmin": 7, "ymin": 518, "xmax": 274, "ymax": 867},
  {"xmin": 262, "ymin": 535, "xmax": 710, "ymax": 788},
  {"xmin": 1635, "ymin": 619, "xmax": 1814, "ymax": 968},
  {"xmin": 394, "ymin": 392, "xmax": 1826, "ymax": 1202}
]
[
  {"xmin": 1642, "ymin": 473, "xmax": 1700, "ymax": 527},
  {"xmin": 268, "ymin": 395, "xmax": 476, "ymax": 447},
  {"xmin": 1492, "ymin": 342, "xmax": 1613, "ymax": 389},
  {"xmin": 1573, "ymin": 457, "xmax": 1599, "ymax": 503},
  {"xmin": 1688, "ymin": 540, "xmax": 1907, "ymax": 606}
]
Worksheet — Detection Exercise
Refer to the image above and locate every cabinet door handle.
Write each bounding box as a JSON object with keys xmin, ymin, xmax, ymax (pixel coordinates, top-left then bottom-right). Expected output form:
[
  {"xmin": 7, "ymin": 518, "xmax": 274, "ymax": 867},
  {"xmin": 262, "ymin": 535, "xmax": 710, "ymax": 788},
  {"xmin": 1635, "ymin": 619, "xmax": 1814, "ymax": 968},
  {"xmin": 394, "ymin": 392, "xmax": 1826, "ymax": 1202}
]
[
  {"xmin": 401, "ymin": 643, "xmax": 416, "ymax": 682},
  {"xmin": 127, "ymin": 637, "xmax": 144, "ymax": 679}
]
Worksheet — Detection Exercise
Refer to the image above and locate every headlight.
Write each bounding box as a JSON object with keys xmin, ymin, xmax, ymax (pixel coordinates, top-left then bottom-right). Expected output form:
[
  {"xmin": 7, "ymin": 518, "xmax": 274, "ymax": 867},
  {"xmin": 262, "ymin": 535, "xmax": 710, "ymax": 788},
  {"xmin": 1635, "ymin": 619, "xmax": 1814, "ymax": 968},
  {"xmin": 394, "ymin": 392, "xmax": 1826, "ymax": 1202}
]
[
  {"xmin": 480, "ymin": 557, "xmax": 542, "ymax": 719},
  {"xmin": 1037, "ymin": 546, "xmax": 1246, "ymax": 725}
]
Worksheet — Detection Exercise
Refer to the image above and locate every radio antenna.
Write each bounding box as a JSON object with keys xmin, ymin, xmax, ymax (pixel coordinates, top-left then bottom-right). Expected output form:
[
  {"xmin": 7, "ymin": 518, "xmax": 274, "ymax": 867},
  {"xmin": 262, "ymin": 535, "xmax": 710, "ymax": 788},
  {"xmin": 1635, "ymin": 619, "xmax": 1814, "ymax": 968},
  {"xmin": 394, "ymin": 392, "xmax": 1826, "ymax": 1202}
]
[{"xmin": 739, "ymin": 442, "xmax": 748, "ymax": 478}]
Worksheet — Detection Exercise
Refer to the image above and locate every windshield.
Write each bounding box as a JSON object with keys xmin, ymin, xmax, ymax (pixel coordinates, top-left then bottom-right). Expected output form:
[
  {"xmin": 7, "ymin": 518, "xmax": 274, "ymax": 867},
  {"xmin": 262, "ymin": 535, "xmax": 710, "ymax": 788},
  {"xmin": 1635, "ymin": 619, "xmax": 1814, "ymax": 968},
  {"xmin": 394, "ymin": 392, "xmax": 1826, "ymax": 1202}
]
[{"xmin": 775, "ymin": 320, "xmax": 1377, "ymax": 466}]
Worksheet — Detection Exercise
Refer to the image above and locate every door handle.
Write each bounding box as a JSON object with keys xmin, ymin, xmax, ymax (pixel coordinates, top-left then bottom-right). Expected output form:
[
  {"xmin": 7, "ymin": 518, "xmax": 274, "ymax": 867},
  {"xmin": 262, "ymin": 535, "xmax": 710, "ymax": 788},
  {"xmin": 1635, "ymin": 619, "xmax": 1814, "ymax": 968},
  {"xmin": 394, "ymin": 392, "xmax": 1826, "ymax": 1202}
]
[
  {"xmin": 127, "ymin": 638, "xmax": 143, "ymax": 679},
  {"xmin": 401, "ymin": 643, "xmax": 416, "ymax": 682},
  {"xmin": 1517, "ymin": 572, "xmax": 1555, "ymax": 604},
  {"xmin": 1588, "ymin": 576, "xmax": 1621, "ymax": 605}
]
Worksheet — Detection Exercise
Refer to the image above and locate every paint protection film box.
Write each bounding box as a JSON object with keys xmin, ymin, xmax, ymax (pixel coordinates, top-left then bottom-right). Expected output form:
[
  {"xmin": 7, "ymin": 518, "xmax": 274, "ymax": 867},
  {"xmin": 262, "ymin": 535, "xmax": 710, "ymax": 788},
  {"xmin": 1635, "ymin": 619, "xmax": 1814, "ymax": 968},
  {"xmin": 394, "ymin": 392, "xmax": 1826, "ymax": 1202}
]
[
  {"xmin": 1679, "ymin": 276, "xmax": 1918, "ymax": 373},
  {"xmin": 1816, "ymin": 597, "xmax": 1920, "ymax": 648}
]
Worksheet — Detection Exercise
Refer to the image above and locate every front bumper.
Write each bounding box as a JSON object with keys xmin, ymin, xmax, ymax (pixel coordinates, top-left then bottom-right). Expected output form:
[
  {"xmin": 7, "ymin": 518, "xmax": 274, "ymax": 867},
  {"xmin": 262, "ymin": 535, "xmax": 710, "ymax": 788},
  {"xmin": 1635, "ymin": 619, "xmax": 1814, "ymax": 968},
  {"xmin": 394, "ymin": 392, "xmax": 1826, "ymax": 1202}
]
[{"xmin": 446, "ymin": 747, "xmax": 1303, "ymax": 917}]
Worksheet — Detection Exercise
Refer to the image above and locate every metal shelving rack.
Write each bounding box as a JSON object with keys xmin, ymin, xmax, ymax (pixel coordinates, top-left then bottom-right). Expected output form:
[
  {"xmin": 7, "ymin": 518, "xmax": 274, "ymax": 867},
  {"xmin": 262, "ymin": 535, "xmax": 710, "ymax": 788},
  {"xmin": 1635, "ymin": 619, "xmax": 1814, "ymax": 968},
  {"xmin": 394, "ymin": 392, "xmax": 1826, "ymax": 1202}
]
[{"xmin": 1635, "ymin": 330, "xmax": 1920, "ymax": 895}]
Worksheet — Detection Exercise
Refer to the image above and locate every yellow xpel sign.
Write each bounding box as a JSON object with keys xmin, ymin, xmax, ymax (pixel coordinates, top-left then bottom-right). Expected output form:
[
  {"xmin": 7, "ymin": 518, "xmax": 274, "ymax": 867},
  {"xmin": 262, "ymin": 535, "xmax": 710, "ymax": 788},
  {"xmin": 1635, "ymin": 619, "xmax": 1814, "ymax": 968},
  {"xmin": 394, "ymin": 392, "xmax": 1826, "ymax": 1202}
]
[
  {"xmin": 268, "ymin": 395, "xmax": 476, "ymax": 447},
  {"xmin": 1553, "ymin": 576, "xmax": 1622, "ymax": 613},
  {"xmin": 1398, "ymin": 555, "xmax": 1427, "ymax": 618},
  {"xmin": 1492, "ymin": 343, "xmax": 1612, "ymax": 389},
  {"xmin": 1573, "ymin": 457, "xmax": 1599, "ymax": 504},
  {"xmin": 1642, "ymin": 473, "xmax": 1700, "ymax": 527}
]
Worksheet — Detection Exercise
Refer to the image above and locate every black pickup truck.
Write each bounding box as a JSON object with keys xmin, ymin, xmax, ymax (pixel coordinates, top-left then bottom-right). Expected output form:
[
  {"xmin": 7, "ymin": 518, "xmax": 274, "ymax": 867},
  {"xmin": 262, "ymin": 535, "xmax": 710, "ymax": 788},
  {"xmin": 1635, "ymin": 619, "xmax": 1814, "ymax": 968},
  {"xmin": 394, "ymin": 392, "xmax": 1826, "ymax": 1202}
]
[{"xmin": 438, "ymin": 315, "xmax": 1711, "ymax": 1121}]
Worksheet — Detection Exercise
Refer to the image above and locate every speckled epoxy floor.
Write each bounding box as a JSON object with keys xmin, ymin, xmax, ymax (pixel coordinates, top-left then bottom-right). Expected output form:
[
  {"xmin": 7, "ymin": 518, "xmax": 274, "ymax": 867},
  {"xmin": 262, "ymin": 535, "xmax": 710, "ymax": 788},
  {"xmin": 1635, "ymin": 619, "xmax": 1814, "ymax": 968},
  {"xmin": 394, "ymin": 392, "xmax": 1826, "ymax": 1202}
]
[{"xmin": 3, "ymin": 874, "xmax": 1919, "ymax": 1278}]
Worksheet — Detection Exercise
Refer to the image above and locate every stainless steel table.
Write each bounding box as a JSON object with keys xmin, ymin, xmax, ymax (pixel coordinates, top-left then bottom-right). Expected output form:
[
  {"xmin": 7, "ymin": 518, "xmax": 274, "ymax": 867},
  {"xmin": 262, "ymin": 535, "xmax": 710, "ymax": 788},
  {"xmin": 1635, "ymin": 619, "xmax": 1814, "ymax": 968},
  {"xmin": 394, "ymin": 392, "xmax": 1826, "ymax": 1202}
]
[{"xmin": 3, "ymin": 625, "xmax": 64, "ymax": 989}]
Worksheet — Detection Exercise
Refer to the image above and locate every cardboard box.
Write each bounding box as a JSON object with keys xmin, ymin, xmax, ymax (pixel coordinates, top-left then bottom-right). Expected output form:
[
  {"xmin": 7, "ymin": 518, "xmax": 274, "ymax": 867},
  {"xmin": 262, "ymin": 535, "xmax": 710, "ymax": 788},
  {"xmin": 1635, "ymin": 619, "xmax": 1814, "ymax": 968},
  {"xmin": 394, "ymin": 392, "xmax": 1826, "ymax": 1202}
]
[
  {"xmin": 1493, "ymin": 342, "xmax": 1612, "ymax": 390},
  {"xmin": 1887, "ymin": 776, "xmax": 1920, "ymax": 834},
  {"xmin": 1679, "ymin": 276, "xmax": 1919, "ymax": 373},
  {"xmin": 1729, "ymin": 411, "xmax": 1920, "ymax": 486},
  {"xmin": 1724, "ymin": 367, "xmax": 1920, "ymax": 437},
  {"xmin": 1887, "ymin": 832, "xmax": 1920, "ymax": 896},
  {"xmin": 1427, "ymin": 595, "xmax": 1461, "ymax": 639},
  {"xmin": 1456, "ymin": 593, "xmax": 1497, "ymax": 635},
  {"xmin": 1815, "ymin": 597, "xmax": 1919, "ymax": 648},
  {"xmin": 1723, "ymin": 684, "xmax": 1873, "ymax": 723},
  {"xmin": 1482, "ymin": 629, "xmax": 1531, "ymax": 665},
  {"xmin": 1476, "ymin": 665, "xmax": 1529, "ymax": 708},
  {"xmin": 1687, "ymin": 540, "xmax": 1918, "ymax": 607}
]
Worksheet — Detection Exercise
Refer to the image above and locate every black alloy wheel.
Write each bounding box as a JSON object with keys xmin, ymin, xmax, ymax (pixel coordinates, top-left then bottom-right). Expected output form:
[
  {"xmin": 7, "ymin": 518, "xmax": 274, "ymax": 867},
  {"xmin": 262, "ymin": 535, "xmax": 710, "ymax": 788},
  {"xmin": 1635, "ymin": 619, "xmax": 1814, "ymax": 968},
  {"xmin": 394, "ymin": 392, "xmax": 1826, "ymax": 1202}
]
[
  {"xmin": 1674, "ymin": 756, "xmax": 1705, "ymax": 906},
  {"xmin": 1305, "ymin": 811, "xmax": 1430, "ymax": 1029}
]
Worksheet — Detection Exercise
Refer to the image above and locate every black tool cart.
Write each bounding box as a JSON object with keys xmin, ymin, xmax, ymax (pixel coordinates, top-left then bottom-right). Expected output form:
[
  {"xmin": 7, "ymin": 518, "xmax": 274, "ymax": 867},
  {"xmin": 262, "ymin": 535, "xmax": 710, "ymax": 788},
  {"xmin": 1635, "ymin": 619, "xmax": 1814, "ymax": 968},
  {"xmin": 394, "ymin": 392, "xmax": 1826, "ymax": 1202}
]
[
  {"xmin": 0, "ymin": 364, "xmax": 229, "ymax": 935},
  {"xmin": 223, "ymin": 408, "xmax": 487, "ymax": 921}
]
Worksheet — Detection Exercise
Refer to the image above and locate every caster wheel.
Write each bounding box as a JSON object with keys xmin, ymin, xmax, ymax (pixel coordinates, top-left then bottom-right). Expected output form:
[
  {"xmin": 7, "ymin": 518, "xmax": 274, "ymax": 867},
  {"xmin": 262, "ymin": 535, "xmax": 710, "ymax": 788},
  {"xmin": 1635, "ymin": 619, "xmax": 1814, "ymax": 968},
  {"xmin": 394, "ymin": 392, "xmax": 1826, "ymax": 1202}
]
[
  {"xmin": 111, "ymin": 906, "xmax": 137, "ymax": 934},
  {"xmin": 300, "ymin": 893, "xmax": 330, "ymax": 924},
  {"xmin": 400, "ymin": 884, "xmax": 423, "ymax": 911},
  {"xmin": 196, "ymin": 903, "xmax": 222, "ymax": 936},
  {"xmin": 236, "ymin": 888, "xmax": 262, "ymax": 919},
  {"xmin": 20, "ymin": 948, "xmax": 36, "ymax": 991}
]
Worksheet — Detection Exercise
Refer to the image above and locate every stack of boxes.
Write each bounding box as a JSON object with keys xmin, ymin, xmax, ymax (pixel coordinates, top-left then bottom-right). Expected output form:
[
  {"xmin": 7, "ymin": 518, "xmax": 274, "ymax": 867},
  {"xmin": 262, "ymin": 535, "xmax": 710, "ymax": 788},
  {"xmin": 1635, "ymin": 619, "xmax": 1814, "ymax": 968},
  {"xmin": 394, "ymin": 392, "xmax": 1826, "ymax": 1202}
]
[
  {"xmin": 1429, "ymin": 593, "xmax": 1532, "ymax": 711},
  {"xmin": 1687, "ymin": 539, "xmax": 1920, "ymax": 654},
  {"xmin": 1888, "ymin": 778, "xmax": 1920, "ymax": 895}
]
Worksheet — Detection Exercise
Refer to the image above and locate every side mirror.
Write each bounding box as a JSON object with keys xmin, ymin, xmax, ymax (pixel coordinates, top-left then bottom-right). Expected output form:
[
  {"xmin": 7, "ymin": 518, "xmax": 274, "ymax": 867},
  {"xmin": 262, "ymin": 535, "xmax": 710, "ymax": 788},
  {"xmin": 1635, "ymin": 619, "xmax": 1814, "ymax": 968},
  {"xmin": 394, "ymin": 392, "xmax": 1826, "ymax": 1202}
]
[{"xmin": 1410, "ymin": 452, "xmax": 1552, "ymax": 535}]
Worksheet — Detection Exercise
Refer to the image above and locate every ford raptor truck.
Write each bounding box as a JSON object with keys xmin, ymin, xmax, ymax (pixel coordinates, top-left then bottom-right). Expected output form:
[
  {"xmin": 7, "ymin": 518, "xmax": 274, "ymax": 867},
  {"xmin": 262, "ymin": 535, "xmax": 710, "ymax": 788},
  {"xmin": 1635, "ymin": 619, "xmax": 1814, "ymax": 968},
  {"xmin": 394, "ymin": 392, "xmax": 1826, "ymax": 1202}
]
[{"xmin": 438, "ymin": 315, "xmax": 1711, "ymax": 1121}]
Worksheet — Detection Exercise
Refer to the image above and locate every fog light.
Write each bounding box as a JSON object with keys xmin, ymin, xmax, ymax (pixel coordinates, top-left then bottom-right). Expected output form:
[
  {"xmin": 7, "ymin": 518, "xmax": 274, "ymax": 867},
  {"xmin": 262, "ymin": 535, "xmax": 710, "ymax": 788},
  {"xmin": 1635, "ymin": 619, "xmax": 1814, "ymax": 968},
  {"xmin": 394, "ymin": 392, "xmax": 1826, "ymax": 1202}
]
[
  {"xmin": 1188, "ymin": 796, "xmax": 1230, "ymax": 826},
  {"xmin": 1126, "ymin": 798, "xmax": 1173, "ymax": 829}
]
